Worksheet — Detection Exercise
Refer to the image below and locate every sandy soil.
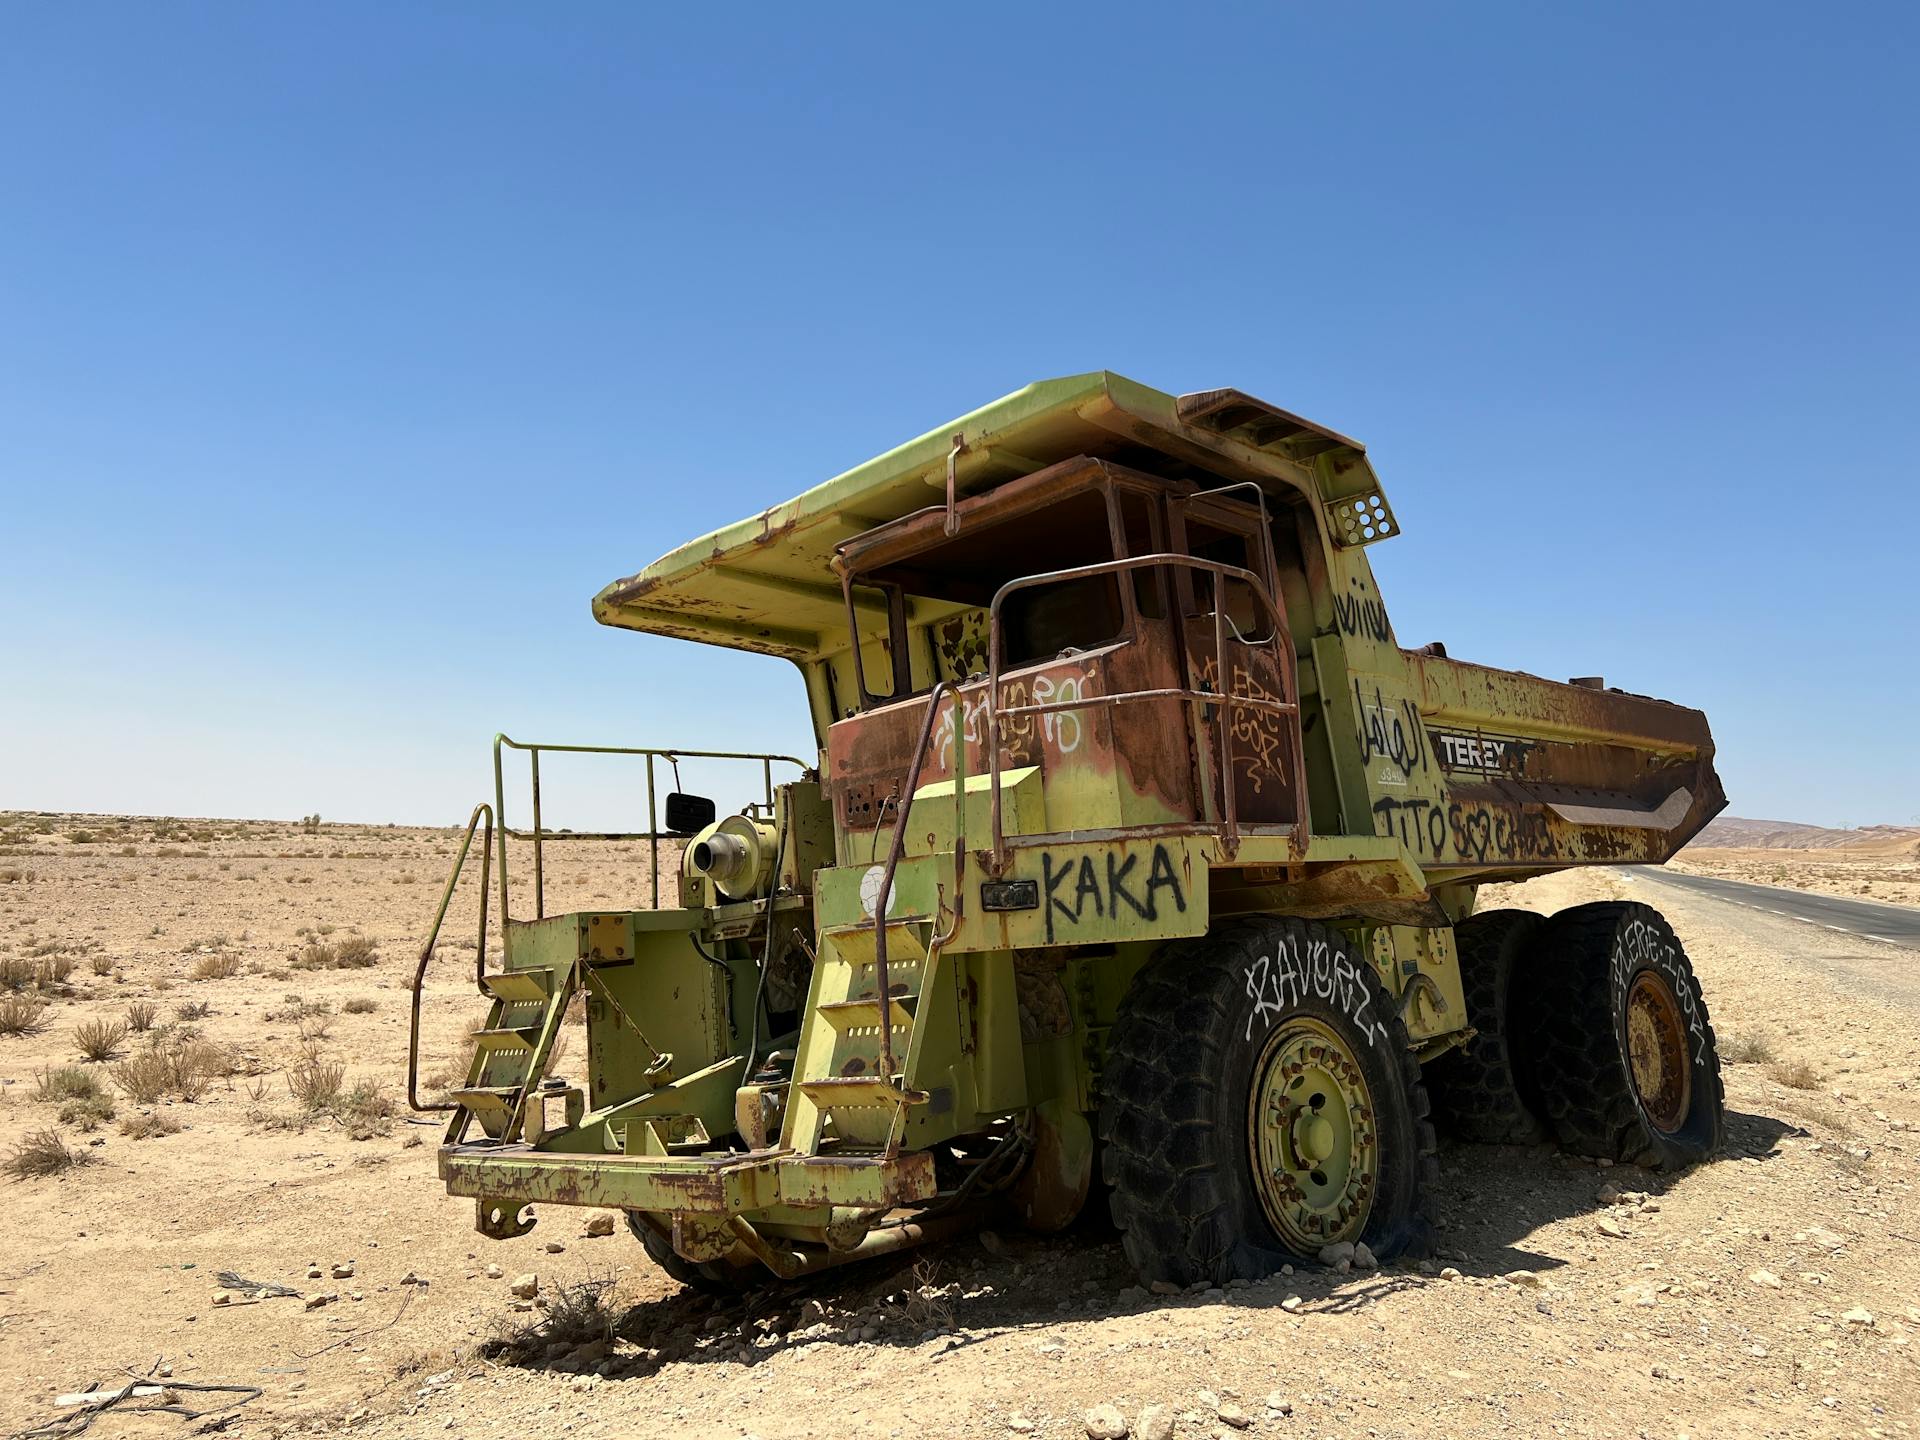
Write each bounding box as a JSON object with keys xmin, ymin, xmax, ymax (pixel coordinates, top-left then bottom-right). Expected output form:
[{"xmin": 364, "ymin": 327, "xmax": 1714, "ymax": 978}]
[
  {"xmin": 1670, "ymin": 846, "xmax": 1920, "ymax": 910},
  {"xmin": 2, "ymin": 813, "xmax": 1918, "ymax": 1440}
]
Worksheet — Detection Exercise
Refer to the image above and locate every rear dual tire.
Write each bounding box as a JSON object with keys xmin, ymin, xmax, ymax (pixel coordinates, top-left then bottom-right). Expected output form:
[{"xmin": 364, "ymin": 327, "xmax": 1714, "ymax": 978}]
[{"xmin": 1432, "ymin": 901, "xmax": 1724, "ymax": 1169}]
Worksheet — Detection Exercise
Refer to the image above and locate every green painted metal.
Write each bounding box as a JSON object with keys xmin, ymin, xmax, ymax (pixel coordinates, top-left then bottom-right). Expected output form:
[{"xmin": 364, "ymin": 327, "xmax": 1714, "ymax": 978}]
[{"xmin": 426, "ymin": 372, "xmax": 1725, "ymax": 1278}]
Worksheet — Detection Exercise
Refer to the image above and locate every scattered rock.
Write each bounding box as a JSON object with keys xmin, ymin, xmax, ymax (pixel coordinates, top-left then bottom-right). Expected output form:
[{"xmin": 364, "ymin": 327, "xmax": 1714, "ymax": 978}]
[
  {"xmin": 330, "ymin": 1262, "xmax": 354, "ymax": 1279},
  {"xmin": 400, "ymin": 1271, "xmax": 426, "ymax": 1286},
  {"xmin": 1748, "ymin": 1269, "xmax": 1783, "ymax": 1289},
  {"xmin": 1316, "ymin": 1241, "xmax": 1356, "ymax": 1267},
  {"xmin": 585, "ymin": 1213, "xmax": 616, "ymax": 1238},
  {"xmin": 544, "ymin": 1242, "xmax": 566, "ymax": 1254},
  {"xmin": 210, "ymin": 1290, "xmax": 233, "ymax": 1306},
  {"xmin": 1149, "ymin": 1280, "xmax": 1181, "ymax": 1297},
  {"xmin": 1842, "ymin": 1307, "xmax": 1876, "ymax": 1328},
  {"xmin": 1439, "ymin": 1267, "xmax": 1463, "ymax": 1282},
  {"xmin": 1216, "ymin": 1400, "xmax": 1252, "ymax": 1429},
  {"xmin": 1280, "ymin": 1295, "xmax": 1304, "ymax": 1314},
  {"xmin": 1266, "ymin": 1393, "xmax": 1294, "ymax": 1416},
  {"xmin": 1136, "ymin": 1404, "xmax": 1173, "ymax": 1440},
  {"xmin": 1505, "ymin": 1269, "xmax": 1541, "ymax": 1287},
  {"xmin": 1596, "ymin": 1216, "xmax": 1629, "ymax": 1239},
  {"xmin": 569, "ymin": 1373, "xmax": 602, "ymax": 1392},
  {"xmin": 1007, "ymin": 1418, "xmax": 1035, "ymax": 1436},
  {"xmin": 1352, "ymin": 1242, "xmax": 1377, "ymax": 1270},
  {"xmin": 484, "ymin": 1263, "xmax": 503, "ymax": 1279},
  {"xmin": 306, "ymin": 1265, "xmax": 323, "ymax": 1280},
  {"xmin": 509, "ymin": 1273, "xmax": 539, "ymax": 1300},
  {"xmin": 1084, "ymin": 1403, "xmax": 1128, "ymax": 1439},
  {"xmin": 304, "ymin": 1293, "xmax": 334, "ymax": 1311}
]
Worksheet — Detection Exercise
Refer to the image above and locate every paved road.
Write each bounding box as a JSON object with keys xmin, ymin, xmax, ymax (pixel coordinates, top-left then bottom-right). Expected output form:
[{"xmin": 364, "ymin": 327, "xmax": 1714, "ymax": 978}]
[{"xmin": 1630, "ymin": 866, "xmax": 1920, "ymax": 950}]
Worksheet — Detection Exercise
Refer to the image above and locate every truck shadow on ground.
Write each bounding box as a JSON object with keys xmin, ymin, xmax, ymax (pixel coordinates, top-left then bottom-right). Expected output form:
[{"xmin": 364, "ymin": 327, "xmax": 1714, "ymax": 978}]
[{"xmin": 485, "ymin": 1106, "xmax": 1794, "ymax": 1383}]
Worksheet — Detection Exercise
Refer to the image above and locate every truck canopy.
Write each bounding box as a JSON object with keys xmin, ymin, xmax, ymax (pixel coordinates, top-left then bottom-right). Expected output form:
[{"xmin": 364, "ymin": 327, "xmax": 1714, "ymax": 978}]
[{"xmin": 591, "ymin": 371, "xmax": 1390, "ymax": 660}]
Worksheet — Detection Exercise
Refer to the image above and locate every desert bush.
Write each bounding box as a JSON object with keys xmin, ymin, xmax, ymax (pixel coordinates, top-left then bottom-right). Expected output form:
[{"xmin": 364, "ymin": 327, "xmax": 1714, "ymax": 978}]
[
  {"xmin": 0, "ymin": 957, "xmax": 33, "ymax": 991},
  {"xmin": 36, "ymin": 956, "xmax": 76, "ymax": 989},
  {"xmin": 331, "ymin": 1079, "xmax": 395, "ymax": 1139},
  {"xmin": 74, "ymin": 1018, "xmax": 130, "ymax": 1062},
  {"xmin": 333, "ymin": 936, "xmax": 378, "ymax": 968},
  {"xmin": 302, "ymin": 813, "xmax": 322, "ymax": 833},
  {"xmin": 1722, "ymin": 1031, "xmax": 1778, "ymax": 1064},
  {"xmin": 89, "ymin": 954, "xmax": 115, "ymax": 977},
  {"xmin": 190, "ymin": 952, "xmax": 242, "ymax": 980},
  {"xmin": 126, "ymin": 1001, "xmax": 158, "ymax": 1032},
  {"xmin": 1769, "ymin": 1057, "xmax": 1821, "ymax": 1090},
  {"xmin": 288, "ymin": 1046, "xmax": 345, "ymax": 1110},
  {"xmin": 342, "ymin": 997, "xmax": 378, "ymax": 1015},
  {"xmin": 175, "ymin": 1000, "xmax": 211, "ymax": 1020},
  {"xmin": 265, "ymin": 995, "xmax": 329, "ymax": 1022},
  {"xmin": 120, "ymin": 1111, "xmax": 182, "ymax": 1139},
  {"xmin": 0, "ymin": 996, "xmax": 47, "ymax": 1037},
  {"xmin": 33, "ymin": 1066, "xmax": 105, "ymax": 1103},
  {"xmin": 66, "ymin": 829, "xmax": 98, "ymax": 845},
  {"xmin": 110, "ymin": 1039, "xmax": 223, "ymax": 1103},
  {"xmin": 4, "ymin": 1129, "xmax": 93, "ymax": 1179},
  {"xmin": 292, "ymin": 942, "xmax": 337, "ymax": 970},
  {"xmin": 59, "ymin": 1095, "xmax": 115, "ymax": 1130},
  {"xmin": 297, "ymin": 1013, "xmax": 334, "ymax": 1043}
]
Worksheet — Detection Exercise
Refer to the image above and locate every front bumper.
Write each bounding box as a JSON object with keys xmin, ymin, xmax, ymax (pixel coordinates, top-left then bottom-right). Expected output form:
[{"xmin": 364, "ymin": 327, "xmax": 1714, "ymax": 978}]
[{"xmin": 438, "ymin": 1141, "xmax": 937, "ymax": 1215}]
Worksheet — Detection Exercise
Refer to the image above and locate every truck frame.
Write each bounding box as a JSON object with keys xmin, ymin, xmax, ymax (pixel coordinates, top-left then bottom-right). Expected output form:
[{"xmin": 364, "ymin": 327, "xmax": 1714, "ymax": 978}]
[{"xmin": 412, "ymin": 372, "xmax": 1727, "ymax": 1286}]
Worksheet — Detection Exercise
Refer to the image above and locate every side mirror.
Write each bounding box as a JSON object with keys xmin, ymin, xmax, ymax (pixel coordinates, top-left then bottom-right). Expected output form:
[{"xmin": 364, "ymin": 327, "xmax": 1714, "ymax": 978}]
[{"xmin": 663, "ymin": 792, "xmax": 717, "ymax": 837}]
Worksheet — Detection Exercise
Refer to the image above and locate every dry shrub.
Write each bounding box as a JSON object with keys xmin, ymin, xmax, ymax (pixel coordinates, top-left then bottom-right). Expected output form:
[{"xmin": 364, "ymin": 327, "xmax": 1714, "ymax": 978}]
[
  {"xmin": 1722, "ymin": 1031, "xmax": 1778, "ymax": 1064},
  {"xmin": 342, "ymin": 997, "xmax": 378, "ymax": 1015},
  {"xmin": 36, "ymin": 956, "xmax": 75, "ymax": 989},
  {"xmin": 110, "ymin": 1039, "xmax": 224, "ymax": 1103},
  {"xmin": 59, "ymin": 1095, "xmax": 115, "ymax": 1130},
  {"xmin": 0, "ymin": 957, "xmax": 33, "ymax": 991},
  {"xmin": 331, "ymin": 1079, "xmax": 395, "ymax": 1139},
  {"xmin": 292, "ymin": 941, "xmax": 337, "ymax": 970},
  {"xmin": 74, "ymin": 1018, "xmax": 130, "ymax": 1062},
  {"xmin": 121, "ymin": 1111, "xmax": 182, "ymax": 1140},
  {"xmin": 487, "ymin": 1275, "xmax": 617, "ymax": 1359},
  {"xmin": 297, "ymin": 1013, "xmax": 334, "ymax": 1043},
  {"xmin": 266, "ymin": 995, "xmax": 329, "ymax": 1022},
  {"xmin": 1769, "ymin": 1057, "xmax": 1821, "ymax": 1091},
  {"xmin": 126, "ymin": 1001, "xmax": 158, "ymax": 1032},
  {"xmin": 288, "ymin": 1046, "xmax": 345, "ymax": 1110},
  {"xmin": 175, "ymin": 999, "xmax": 211, "ymax": 1020},
  {"xmin": 190, "ymin": 953, "xmax": 242, "ymax": 980},
  {"xmin": 0, "ymin": 996, "xmax": 47, "ymax": 1038},
  {"xmin": 3, "ymin": 1129, "xmax": 93, "ymax": 1180},
  {"xmin": 89, "ymin": 954, "xmax": 115, "ymax": 977},
  {"xmin": 333, "ymin": 936, "xmax": 378, "ymax": 968},
  {"xmin": 33, "ymin": 1065, "xmax": 104, "ymax": 1103}
]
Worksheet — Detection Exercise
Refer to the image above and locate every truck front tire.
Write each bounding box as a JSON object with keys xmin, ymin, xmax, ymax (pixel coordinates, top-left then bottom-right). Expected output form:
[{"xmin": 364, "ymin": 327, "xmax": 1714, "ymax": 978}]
[
  {"xmin": 1099, "ymin": 917, "xmax": 1435, "ymax": 1285},
  {"xmin": 1523, "ymin": 902, "xmax": 1724, "ymax": 1168}
]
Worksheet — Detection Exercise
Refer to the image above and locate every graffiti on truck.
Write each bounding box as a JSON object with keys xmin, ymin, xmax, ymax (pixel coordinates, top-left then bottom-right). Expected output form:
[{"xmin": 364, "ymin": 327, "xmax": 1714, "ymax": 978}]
[
  {"xmin": 1370, "ymin": 795, "xmax": 1560, "ymax": 864},
  {"xmin": 932, "ymin": 669, "xmax": 1092, "ymax": 772},
  {"xmin": 1040, "ymin": 842, "xmax": 1187, "ymax": 942},
  {"xmin": 1243, "ymin": 931, "xmax": 1388, "ymax": 1046},
  {"xmin": 1353, "ymin": 680, "xmax": 1428, "ymax": 782}
]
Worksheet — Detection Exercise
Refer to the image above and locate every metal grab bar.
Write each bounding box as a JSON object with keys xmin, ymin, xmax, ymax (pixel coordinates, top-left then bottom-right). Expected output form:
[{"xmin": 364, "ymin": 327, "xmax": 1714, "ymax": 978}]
[
  {"xmin": 407, "ymin": 802, "xmax": 494, "ymax": 1113},
  {"xmin": 490, "ymin": 736, "xmax": 809, "ymax": 919},
  {"xmin": 870, "ymin": 680, "xmax": 953, "ymax": 1082},
  {"xmin": 984, "ymin": 552, "xmax": 1308, "ymax": 869}
]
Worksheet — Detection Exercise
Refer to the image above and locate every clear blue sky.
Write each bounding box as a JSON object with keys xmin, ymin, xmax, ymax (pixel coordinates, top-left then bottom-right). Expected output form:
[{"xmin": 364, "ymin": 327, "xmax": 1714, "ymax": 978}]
[{"xmin": 2, "ymin": 4, "xmax": 1914, "ymax": 829}]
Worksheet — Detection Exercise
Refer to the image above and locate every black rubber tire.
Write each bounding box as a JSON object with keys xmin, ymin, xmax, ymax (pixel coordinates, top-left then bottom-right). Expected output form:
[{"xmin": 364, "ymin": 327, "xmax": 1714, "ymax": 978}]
[
  {"xmin": 1098, "ymin": 916, "xmax": 1435, "ymax": 1286},
  {"xmin": 1522, "ymin": 902, "xmax": 1724, "ymax": 1168},
  {"xmin": 625, "ymin": 1212, "xmax": 759, "ymax": 1295},
  {"xmin": 1425, "ymin": 909, "xmax": 1549, "ymax": 1144}
]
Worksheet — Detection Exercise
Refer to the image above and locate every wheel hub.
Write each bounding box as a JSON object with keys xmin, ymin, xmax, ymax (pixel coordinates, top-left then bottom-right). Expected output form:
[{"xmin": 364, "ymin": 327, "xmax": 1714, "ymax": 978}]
[
  {"xmin": 1248, "ymin": 1019, "xmax": 1379, "ymax": 1251},
  {"xmin": 1624, "ymin": 970, "xmax": 1691, "ymax": 1133}
]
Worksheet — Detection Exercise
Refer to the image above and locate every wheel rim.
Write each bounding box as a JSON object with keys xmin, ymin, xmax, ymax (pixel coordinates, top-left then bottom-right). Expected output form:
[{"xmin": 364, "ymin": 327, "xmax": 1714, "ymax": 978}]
[
  {"xmin": 1624, "ymin": 969, "xmax": 1691, "ymax": 1133},
  {"xmin": 1247, "ymin": 1017, "xmax": 1378, "ymax": 1251}
]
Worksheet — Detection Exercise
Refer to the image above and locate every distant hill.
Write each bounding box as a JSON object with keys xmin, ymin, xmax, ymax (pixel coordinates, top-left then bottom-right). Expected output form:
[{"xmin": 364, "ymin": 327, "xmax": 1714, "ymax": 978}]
[{"xmin": 1689, "ymin": 816, "xmax": 1920, "ymax": 852}]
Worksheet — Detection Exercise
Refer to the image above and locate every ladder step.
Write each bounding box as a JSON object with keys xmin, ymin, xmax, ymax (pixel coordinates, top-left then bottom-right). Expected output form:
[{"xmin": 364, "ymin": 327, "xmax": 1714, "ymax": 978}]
[
  {"xmin": 818, "ymin": 996, "xmax": 916, "ymax": 1031},
  {"xmin": 483, "ymin": 970, "xmax": 552, "ymax": 1004},
  {"xmin": 450, "ymin": 1085, "xmax": 521, "ymax": 1114},
  {"xmin": 471, "ymin": 1025, "xmax": 541, "ymax": 1052},
  {"xmin": 795, "ymin": 1076, "xmax": 929, "ymax": 1108}
]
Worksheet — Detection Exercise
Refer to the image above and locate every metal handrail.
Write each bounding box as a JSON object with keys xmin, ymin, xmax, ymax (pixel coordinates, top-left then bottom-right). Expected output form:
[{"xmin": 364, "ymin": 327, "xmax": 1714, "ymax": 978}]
[
  {"xmin": 491, "ymin": 735, "xmax": 809, "ymax": 919},
  {"xmin": 984, "ymin": 553, "xmax": 1306, "ymax": 869},
  {"xmin": 407, "ymin": 802, "xmax": 494, "ymax": 1113},
  {"xmin": 869, "ymin": 681, "xmax": 952, "ymax": 1082}
]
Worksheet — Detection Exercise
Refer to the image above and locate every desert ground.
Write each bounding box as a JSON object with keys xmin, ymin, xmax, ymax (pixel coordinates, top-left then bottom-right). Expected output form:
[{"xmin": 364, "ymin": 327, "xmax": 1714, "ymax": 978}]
[
  {"xmin": 2, "ymin": 812, "xmax": 1918, "ymax": 1440},
  {"xmin": 1670, "ymin": 819, "xmax": 1920, "ymax": 910}
]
